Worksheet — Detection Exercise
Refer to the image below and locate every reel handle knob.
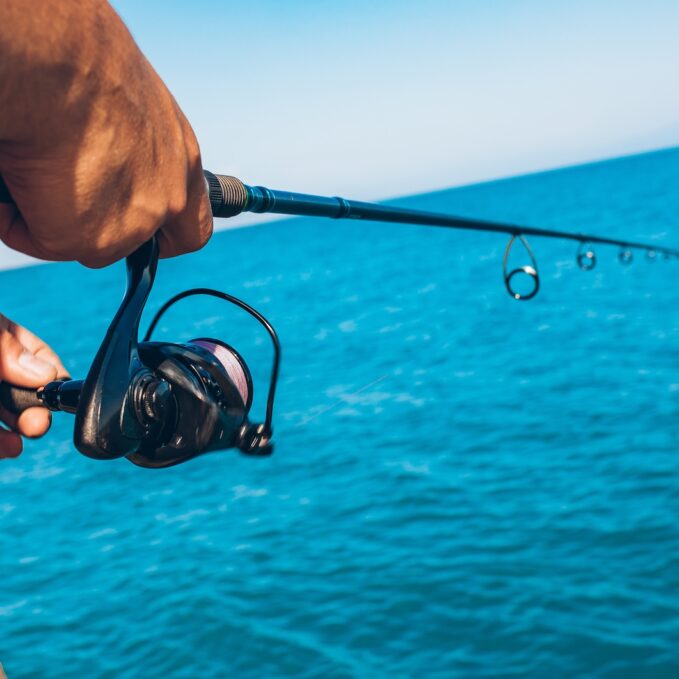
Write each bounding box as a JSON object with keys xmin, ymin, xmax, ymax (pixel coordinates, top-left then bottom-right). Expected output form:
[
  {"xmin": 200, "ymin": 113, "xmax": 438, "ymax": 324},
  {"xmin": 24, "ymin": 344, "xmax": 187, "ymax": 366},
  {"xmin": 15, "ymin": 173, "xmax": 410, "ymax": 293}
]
[{"xmin": 238, "ymin": 422, "xmax": 274, "ymax": 457}]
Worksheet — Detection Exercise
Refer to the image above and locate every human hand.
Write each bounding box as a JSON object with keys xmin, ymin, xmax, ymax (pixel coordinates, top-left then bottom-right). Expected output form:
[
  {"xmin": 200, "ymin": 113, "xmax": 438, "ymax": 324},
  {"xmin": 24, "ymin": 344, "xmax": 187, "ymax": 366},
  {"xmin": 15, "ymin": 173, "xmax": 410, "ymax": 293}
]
[
  {"xmin": 0, "ymin": 315, "xmax": 68, "ymax": 459},
  {"xmin": 0, "ymin": 0, "xmax": 212, "ymax": 268}
]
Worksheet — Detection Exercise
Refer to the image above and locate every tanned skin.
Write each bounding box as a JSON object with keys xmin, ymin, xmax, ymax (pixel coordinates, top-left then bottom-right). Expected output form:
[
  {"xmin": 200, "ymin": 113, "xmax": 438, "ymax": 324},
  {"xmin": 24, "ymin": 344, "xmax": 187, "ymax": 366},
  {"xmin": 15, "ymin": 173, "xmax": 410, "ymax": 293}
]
[{"xmin": 0, "ymin": 0, "xmax": 212, "ymax": 457}]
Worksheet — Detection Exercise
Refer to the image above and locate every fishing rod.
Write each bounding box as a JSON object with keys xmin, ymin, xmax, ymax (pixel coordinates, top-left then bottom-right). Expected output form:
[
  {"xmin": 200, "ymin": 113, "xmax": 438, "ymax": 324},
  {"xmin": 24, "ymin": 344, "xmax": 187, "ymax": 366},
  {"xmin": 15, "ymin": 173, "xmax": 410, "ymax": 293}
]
[
  {"xmin": 0, "ymin": 170, "xmax": 676, "ymax": 467},
  {"xmin": 2, "ymin": 172, "xmax": 678, "ymax": 300}
]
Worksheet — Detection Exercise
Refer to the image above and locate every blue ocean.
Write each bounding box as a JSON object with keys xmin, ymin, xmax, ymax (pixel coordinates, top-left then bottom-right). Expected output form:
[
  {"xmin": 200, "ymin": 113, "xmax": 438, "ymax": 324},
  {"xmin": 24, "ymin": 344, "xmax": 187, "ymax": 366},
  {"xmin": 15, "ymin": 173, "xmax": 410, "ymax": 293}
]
[{"xmin": 1, "ymin": 148, "xmax": 679, "ymax": 678}]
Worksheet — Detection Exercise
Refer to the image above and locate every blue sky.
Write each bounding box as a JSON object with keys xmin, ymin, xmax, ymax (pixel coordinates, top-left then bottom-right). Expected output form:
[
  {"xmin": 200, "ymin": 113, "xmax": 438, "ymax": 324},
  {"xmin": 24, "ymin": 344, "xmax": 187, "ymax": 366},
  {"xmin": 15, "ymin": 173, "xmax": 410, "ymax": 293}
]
[
  {"xmin": 110, "ymin": 0, "xmax": 679, "ymax": 195},
  {"xmin": 1, "ymin": 0, "xmax": 678, "ymax": 267}
]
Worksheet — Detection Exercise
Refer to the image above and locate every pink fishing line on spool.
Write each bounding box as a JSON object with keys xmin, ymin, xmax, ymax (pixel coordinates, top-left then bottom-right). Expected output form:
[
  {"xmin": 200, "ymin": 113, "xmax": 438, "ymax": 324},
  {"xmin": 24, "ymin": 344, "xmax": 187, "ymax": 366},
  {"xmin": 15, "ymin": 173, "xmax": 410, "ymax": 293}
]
[{"xmin": 190, "ymin": 340, "xmax": 251, "ymax": 407}]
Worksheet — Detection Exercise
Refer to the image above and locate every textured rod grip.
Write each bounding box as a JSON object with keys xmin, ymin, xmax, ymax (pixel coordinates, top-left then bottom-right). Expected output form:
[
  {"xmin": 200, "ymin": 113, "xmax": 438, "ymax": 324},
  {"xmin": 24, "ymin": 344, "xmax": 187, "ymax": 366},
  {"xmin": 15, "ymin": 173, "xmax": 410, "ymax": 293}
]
[
  {"xmin": 0, "ymin": 175, "xmax": 12, "ymax": 204},
  {"xmin": 0, "ymin": 383, "xmax": 43, "ymax": 414},
  {"xmin": 203, "ymin": 171, "xmax": 248, "ymax": 218}
]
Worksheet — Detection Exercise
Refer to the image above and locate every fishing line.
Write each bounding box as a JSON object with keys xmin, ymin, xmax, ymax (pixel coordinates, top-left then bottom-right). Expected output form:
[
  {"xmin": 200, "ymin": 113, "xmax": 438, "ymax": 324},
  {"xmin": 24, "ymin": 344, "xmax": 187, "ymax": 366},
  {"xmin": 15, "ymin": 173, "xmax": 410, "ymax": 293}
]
[{"xmin": 295, "ymin": 374, "xmax": 390, "ymax": 427}]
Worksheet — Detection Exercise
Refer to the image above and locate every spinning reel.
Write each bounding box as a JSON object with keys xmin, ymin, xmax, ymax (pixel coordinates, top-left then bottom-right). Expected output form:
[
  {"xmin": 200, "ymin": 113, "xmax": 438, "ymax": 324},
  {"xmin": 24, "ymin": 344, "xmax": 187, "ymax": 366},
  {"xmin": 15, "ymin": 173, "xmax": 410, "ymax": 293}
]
[{"xmin": 0, "ymin": 239, "xmax": 280, "ymax": 468}]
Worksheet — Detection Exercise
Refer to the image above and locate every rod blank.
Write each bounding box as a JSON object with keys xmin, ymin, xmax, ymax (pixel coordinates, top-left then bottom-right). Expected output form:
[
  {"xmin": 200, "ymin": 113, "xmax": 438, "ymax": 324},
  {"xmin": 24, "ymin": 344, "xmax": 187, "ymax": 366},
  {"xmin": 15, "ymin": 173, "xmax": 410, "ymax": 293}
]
[{"xmin": 237, "ymin": 181, "xmax": 679, "ymax": 256}]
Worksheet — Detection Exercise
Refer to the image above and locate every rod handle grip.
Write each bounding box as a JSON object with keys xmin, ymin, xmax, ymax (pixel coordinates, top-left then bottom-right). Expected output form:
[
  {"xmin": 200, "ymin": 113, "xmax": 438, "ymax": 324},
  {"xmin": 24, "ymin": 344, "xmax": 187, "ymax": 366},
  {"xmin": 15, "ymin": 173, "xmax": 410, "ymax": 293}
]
[
  {"xmin": 203, "ymin": 171, "xmax": 248, "ymax": 217},
  {"xmin": 0, "ymin": 383, "xmax": 43, "ymax": 415},
  {"xmin": 0, "ymin": 172, "xmax": 248, "ymax": 218}
]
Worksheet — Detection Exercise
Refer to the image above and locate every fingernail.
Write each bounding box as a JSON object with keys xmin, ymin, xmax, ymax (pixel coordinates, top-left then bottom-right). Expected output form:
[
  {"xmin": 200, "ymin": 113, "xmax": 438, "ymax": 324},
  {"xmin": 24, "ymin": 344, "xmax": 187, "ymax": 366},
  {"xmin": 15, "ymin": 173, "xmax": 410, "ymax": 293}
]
[{"xmin": 18, "ymin": 351, "xmax": 55, "ymax": 379}]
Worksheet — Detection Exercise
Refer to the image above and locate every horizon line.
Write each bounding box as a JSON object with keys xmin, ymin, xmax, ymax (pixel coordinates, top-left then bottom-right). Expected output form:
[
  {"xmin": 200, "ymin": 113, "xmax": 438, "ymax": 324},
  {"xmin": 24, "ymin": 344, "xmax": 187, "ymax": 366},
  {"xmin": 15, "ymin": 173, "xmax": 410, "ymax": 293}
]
[{"xmin": 381, "ymin": 143, "xmax": 679, "ymax": 205}]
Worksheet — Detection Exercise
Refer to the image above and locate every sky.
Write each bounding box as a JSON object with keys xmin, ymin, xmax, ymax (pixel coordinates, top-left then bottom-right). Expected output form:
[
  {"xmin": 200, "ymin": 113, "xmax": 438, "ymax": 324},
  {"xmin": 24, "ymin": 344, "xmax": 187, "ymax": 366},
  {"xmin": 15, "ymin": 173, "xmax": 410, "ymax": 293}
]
[{"xmin": 1, "ymin": 0, "xmax": 678, "ymax": 268}]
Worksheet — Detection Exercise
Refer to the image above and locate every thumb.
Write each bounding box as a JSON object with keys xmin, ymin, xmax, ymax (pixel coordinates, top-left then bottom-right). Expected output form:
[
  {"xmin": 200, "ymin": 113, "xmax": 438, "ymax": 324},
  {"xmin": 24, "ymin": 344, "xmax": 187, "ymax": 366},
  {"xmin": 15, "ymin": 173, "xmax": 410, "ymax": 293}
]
[{"xmin": 0, "ymin": 328, "xmax": 58, "ymax": 387}]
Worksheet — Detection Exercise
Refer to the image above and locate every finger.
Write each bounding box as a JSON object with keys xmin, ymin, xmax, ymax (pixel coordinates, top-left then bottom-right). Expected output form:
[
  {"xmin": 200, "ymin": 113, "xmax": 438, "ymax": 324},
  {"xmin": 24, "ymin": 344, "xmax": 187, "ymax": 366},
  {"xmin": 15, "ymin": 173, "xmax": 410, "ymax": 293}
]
[
  {"xmin": 0, "ymin": 404, "xmax": 52, "ymax": 439},
  {"xmin": 0, "ymin": 321, "xmax": 59, "ymax": 387},
  {"xmin": 8, "ymin": 322, "xmax": 69, "ymax": 378},
  {"xmin": 0, "ymin": 177, "xmax": 120, "ymax": 268},
  {"xmin": 35, "ymin": 347, "xmax": 70, "ymax": 380},
  {"xmin": 0, "ymin": 204, "xmax": 38, "ymax": 257},
  {"xmin": 0, "ymin": 427, "xmax": 22, "ymax": 459},
  {"xmin": 0, "ymin": 204, "xmax": 65, "ymax": 262},
  {"xmin": 157, "ymin": 178, "xmax": 212, "ymax": 258},
  {"xmin": 157, "ymin": 129, "xmax": 213, "ymax": 259},
  {"xmin": 18, "ymin": 407, "xmax": 52, "ymax": 438},
  {"xmin": 74, "ymin": 217, "xmax": 156, "ymax": 269}
]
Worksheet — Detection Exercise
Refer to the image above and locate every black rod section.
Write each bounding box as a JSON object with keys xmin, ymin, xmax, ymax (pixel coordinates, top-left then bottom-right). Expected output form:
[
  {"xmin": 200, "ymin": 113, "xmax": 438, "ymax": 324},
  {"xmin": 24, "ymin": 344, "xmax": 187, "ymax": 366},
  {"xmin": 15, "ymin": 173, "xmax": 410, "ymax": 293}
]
[{"xmin": 241, "ymin": 184, "xmax": 679, "ymax": 256}]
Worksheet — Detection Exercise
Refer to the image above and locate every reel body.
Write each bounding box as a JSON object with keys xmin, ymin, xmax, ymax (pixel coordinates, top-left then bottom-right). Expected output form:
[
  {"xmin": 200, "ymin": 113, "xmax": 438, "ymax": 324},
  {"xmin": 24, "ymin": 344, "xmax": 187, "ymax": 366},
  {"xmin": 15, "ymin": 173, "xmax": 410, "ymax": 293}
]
[
  {"xmin": 0, "ymin": 239, "xmax": 279, "ymax": 468},
  {"xmin": 128, "ymin": 338, "xmax": 257, "ymax": 468}
]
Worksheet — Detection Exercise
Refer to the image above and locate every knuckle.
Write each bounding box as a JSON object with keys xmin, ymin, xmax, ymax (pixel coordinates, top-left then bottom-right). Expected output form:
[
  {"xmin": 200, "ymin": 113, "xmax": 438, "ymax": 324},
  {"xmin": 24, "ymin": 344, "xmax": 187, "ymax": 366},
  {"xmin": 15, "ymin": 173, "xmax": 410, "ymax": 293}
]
[
  {"xmin": 78, "ymin": 254, "xmax": 112, "ymax": 269},
  {"xmin": 188, "ymin": 145, "xmax": 202, "ymax": 173},
  {"xmin": 82, "ymin": 208, "xmax": 159, "ymax": 265},
  {"xmin": 167, "ymin": 185, "xmax": 189, "ymax": 219},
  {"xmin": 182, "ymin": 121, "xmax": 202, "ymax": 165},
  {"xmin": 198, "ymin": 214, "xmax": 214, "ymax": 247},
  {"xmin": 0, "ymin": 330, "xmax": 22, "ymax": 376}
]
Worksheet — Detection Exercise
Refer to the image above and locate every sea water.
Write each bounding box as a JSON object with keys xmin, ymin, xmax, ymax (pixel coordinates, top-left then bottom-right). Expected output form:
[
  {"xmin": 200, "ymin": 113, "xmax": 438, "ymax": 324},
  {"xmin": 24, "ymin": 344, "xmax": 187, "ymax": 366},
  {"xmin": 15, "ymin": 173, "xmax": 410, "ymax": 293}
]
[{"xmin": 1, "ymin": 148, "xmax": 678, "ymax": 678}]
